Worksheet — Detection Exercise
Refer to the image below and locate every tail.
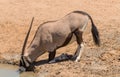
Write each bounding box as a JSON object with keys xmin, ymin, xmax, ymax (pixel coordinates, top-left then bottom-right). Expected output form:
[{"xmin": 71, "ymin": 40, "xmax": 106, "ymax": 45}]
[
  {"xmin": 88, "ymin": 15, "xmax": 100, "ymax": 46},
  {"xmin": 73, "ymin": 11, "xmax": 100, "ymax": 46},
  {"xmin": 91, "ymin": 22, "xmax": 100, "ymax": 46}
]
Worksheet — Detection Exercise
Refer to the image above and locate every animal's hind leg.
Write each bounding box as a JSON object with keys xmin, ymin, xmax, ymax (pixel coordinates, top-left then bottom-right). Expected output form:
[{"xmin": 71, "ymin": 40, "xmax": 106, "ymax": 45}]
[
  {"xmin": 48, "ymin": 50, "xmax": 56, "ymax": 61},
  {"xmin": 73, "ymin": 30, "xmax": 84, "ymax": 62},
  {"xmin": 75, "ymin": 42, "xmax": 84, "ymax": 62}
]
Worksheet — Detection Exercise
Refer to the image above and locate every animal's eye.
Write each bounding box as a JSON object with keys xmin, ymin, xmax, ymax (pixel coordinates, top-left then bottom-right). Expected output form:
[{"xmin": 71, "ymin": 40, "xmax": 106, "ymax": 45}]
[{"xmin": 32, "ymin": 45, "xmax": 37, "ymax": 48}]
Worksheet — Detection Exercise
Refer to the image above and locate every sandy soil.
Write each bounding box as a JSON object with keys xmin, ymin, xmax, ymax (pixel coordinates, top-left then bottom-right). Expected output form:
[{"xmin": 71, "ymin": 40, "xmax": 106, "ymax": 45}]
[{"xmin": 0, "ymin": 0, "xmax": 120, "ymax": 77}]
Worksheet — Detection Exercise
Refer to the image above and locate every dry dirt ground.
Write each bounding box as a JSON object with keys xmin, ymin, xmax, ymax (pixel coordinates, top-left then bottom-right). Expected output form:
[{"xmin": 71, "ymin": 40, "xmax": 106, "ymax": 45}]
[{"xmin": 0, "ymin": 0, "xmax": 120, "ymax": 77}]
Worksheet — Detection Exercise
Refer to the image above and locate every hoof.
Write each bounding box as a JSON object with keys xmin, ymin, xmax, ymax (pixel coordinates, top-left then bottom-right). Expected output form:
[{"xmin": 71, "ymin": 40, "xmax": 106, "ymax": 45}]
[
  {"xmin": 75, "ymin": 59, "xmax": 80, "ymax": 62},
  {"xmin": 48, "ymin": 59, "xmax": 56, "ymax": 64},
  {"xmin": 71, "ymin": 56, "xmax": 80, "ymax": 62}
]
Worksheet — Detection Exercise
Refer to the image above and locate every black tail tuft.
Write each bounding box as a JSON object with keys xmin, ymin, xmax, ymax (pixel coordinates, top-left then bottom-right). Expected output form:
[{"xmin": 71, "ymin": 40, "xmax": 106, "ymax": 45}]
[{"xmin": 91, "ymin": 23, "xmax": 100, "ymax": 46}]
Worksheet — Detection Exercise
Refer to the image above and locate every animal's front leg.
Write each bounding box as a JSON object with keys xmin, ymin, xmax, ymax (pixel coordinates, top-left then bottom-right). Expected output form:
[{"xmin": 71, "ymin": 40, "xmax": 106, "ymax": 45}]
[{"xmin": 48, "ymin": 50, "xmax": 56, "ymax": 62}]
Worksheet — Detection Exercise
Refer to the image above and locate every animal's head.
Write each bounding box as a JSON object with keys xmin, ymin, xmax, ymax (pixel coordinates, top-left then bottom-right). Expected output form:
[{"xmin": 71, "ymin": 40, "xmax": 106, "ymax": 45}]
[
  {"xmin": 19, "ymin": 56, "xmax": 35, "ymax": 71},
  {"xmin": 19, "ymin": 17, "xmax": 35, "ymax": 71}
]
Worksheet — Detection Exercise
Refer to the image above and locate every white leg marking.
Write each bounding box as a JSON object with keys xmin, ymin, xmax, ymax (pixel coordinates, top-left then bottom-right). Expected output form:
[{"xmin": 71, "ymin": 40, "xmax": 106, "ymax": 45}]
[
  {"xmin": 75, "ymin": 43, "xmax": 84, "ymax": 62},
  {"xmin": 81, "ymin": 18, "xmax": 88, "ymax": 32}
]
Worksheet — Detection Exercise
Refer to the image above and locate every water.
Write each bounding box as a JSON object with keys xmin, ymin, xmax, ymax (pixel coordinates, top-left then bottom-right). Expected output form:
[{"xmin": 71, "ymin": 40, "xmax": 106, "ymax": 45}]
[{"xmin": 0, "ymin": 64, "xmax": 36, "ymax": 77}]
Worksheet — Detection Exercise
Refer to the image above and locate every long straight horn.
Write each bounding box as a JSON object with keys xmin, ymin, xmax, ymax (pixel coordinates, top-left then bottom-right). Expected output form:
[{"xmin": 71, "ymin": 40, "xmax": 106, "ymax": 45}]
[{"xmin": 21, "ymin": 17, "xmax": 34, "ymax": 56}]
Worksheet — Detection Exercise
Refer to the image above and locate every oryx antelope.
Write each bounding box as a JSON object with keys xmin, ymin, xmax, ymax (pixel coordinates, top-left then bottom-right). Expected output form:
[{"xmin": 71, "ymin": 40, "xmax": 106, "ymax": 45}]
[{"xmin": 19, "ymin": 11, "xmax": 100, "ymax": 71}]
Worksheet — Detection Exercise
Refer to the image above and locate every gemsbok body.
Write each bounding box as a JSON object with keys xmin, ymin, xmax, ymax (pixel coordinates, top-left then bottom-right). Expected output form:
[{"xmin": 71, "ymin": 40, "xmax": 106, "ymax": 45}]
[{"xmin": 19, "ymin": 11, "xmax": 100, "ymax": 71}]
